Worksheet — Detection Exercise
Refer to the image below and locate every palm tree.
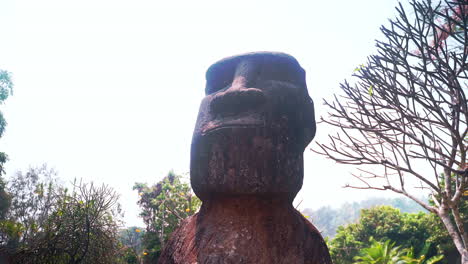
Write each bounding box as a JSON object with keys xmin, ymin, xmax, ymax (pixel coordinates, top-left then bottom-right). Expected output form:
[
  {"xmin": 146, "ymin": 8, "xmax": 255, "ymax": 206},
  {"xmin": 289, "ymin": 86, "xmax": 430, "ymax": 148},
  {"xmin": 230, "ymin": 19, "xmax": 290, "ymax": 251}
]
[
  {"xmin": 400, "ymin": 242, "xmax": 444, "ymax": 264},
  {"xmin": 353, "ymin": 238, "xmax": 444, "ymax": 264},
  {"xmin": 353, "ymin": 238, "xmax": 405, "ymax": 264}
]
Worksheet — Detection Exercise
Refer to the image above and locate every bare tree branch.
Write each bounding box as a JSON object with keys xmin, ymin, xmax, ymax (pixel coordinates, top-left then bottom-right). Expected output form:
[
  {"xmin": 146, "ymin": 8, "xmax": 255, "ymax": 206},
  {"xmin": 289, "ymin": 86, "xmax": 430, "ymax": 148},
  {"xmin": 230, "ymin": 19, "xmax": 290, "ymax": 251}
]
[{"xmin": 314, "ymin": 0, "xmax": 468, "ymax": 260}]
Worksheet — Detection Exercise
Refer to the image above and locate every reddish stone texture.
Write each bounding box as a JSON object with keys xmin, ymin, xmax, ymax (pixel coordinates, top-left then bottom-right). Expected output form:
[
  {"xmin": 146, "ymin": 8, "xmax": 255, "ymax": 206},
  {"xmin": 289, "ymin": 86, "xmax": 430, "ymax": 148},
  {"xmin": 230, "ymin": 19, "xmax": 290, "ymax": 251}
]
[
  {"xmin": 160, "ymin": 196, "xmax": 331, "ymax": 264},
  {"xmin": 159, "ymin": 52, "xmax": 332, "ymax": 263}
]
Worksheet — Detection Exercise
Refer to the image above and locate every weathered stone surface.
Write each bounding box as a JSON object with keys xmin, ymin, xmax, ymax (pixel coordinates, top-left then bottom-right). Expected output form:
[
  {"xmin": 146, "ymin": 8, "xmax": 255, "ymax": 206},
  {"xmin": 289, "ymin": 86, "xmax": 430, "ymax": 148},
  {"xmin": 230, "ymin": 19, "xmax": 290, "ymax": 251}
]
[
  {"xmin": 159, "ymin": 52, "xmax": 331, "ymax": 263},
  {"xmin": 159, "ymin": 196, "xmax": 331, "ymax": 264}
]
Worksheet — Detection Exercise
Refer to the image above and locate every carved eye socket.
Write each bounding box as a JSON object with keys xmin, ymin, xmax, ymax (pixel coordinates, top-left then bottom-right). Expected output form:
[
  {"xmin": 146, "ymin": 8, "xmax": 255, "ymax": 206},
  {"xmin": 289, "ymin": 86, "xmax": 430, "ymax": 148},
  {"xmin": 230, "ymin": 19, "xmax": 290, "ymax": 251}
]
[
  {"xmin": 206, "ymin": 78, "xmax": 232, "ymax": 94},
  {"xmin": 205, "ymin": 55, "xmax": 306, "ymax": 94},
  {"xmin": 259, "ymin": 62, "xmax": 305, "ymax": 87},
  {"xmin": 205, "ymin": 65, "xmax": 235, "ymax": 95}
]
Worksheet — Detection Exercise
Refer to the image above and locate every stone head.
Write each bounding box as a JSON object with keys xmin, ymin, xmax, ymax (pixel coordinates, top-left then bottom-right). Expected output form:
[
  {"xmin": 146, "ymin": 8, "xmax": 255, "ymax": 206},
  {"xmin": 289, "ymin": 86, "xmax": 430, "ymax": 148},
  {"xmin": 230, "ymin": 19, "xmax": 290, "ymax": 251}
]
[{"xmin": 191, "ymin": 52, "xmax": 316, "ymax": 201}]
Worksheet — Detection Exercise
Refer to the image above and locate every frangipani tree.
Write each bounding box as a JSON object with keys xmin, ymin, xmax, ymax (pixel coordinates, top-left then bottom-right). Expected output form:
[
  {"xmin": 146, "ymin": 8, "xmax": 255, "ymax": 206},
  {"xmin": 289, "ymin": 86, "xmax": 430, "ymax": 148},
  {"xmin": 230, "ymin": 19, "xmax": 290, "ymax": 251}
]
[{"xmin": 315, "ymin": 0, "xmax": 468, "ymax": 261}]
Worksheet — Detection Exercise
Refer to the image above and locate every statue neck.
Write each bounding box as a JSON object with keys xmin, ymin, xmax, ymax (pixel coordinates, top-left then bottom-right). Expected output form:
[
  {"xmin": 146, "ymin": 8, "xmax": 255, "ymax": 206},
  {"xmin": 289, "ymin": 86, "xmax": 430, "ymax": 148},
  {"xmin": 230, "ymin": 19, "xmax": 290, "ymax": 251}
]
[{"xmin": 199, "ymin": 194, "xmax": 294, "ymax": 215}]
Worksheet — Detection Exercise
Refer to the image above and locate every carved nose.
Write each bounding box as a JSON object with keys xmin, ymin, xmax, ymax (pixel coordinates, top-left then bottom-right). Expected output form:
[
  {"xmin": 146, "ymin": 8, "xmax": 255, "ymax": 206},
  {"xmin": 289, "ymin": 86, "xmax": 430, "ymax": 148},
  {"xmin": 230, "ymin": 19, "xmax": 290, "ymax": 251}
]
[
  {"xmin": 210, "ymin": 77, "xmax": 266, "ymax": 115},
  {"xmin": 210, "ymin": 59, "xmax": 266, "ymax": 115}
]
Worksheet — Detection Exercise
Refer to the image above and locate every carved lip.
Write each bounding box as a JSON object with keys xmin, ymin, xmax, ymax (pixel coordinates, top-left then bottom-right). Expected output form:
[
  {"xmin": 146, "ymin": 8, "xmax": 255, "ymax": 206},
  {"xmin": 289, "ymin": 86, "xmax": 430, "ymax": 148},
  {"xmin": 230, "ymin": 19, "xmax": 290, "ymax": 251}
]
[
  {"xmin": 202, "ymin": 124, "xmax": 265, "ymax": 135},
  {"xmin": 201, "ymin": 116, "xmax": 265, "ymax": 135}
]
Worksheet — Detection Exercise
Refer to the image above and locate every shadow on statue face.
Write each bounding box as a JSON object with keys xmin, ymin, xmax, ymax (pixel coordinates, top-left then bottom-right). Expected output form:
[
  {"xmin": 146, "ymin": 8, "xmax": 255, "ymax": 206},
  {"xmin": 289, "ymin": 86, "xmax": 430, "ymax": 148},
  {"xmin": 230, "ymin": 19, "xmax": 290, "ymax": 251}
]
[{"xmin": 190, "ymin": 52, "xmax": 316, "ymax": 200}]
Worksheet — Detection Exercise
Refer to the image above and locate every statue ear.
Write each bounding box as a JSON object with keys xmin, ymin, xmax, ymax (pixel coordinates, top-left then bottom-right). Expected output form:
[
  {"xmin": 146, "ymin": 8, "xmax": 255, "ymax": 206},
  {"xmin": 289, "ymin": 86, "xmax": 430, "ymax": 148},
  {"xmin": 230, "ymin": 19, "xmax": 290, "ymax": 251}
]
[{"xmin": 300, "ymin": 98, "xmax": 316, "ymax": 150}]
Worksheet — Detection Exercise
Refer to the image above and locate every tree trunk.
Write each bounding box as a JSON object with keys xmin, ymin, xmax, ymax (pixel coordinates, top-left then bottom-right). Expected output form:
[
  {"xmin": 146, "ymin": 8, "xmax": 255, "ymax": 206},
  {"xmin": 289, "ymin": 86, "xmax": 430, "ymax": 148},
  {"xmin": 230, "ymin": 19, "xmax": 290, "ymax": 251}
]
[
  {"xmin": 462, "ymin": 251, "xmax": 468, "ymax": 264},
  {"xmin": 439, "ymin": 208, "xmax": 468, "ymax": 263}
]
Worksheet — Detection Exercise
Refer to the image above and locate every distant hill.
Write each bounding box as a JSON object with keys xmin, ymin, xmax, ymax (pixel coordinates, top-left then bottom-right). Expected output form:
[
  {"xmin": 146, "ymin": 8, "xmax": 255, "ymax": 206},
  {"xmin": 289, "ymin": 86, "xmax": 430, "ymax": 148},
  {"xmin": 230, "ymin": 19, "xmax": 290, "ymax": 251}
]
[{"xmin": 302, "ymin": 197, "xmax": 427, "ymax": 238}]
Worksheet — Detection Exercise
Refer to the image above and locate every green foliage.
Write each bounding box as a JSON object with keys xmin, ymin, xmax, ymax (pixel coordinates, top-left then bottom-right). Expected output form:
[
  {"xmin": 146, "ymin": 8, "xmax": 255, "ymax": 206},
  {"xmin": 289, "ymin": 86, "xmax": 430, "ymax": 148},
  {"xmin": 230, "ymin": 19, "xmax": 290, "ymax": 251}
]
[
  {"xmin": 328, "ymin": 206, "xmax": 450, "ymax": 264},
  {"xmin": 353, "ymin": 238, "xmax": 405, "ymax": 264},
  {"xmin": 400, "ymin": 242, "xmax": 444, "ymax": 264},
  {"xmin": 0, "ymin": 220, "xmax": 22, "ymax": 245},
  {"xmin": 118, "ymin": 226, "xmax": 144, "ymax": 263},
  {"xmin": 0, "ymin": 175, "xmax": 10, "ymax": 220},
  {"xmin": 119, "ymin": 247, "xmax": 139, "ymax": 264},
  {"xmin": 353, "ymin": 238, "xmax": 443, "ymax": 264},
  {"xmin": 134, "ymin": 171, "xmax": 201, "ymax": 263},
  {"xmin": 0, "ymin": 70, "xmax": 13, "ymax": 104},
  {"xmin": 0, "ymin": 69, "xmax": 13, "ymax": 219},
  {"xmin": 303, "ymin": 197, "xmax": 426, "ymax": 238},
  {"xmin": 0, "ymin": 70, "xmax": 12, "ymax": 140},
  {"xmin": 3, "ymin": 166, "xmax": 59, "ymax": 246},
  {"xmin": 0, "ymin": 166, "xmax": 124, "ymax": 264}
]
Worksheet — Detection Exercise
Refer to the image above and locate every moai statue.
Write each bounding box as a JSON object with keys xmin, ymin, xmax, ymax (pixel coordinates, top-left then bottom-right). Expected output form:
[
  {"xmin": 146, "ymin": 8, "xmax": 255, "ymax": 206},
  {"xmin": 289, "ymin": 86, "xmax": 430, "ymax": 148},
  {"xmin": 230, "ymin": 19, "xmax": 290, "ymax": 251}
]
[{"xmin": 159, "ymin": 52, "xmax": 332, "ymax": 264}]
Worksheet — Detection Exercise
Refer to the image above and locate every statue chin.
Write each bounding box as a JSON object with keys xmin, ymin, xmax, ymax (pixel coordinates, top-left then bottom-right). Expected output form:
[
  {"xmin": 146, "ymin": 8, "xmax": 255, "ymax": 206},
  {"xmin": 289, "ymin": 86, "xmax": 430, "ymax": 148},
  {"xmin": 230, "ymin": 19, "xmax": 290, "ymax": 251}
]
[{"xmin": 190, "ymin": 126, "xmax": 304, "ymax": 202}]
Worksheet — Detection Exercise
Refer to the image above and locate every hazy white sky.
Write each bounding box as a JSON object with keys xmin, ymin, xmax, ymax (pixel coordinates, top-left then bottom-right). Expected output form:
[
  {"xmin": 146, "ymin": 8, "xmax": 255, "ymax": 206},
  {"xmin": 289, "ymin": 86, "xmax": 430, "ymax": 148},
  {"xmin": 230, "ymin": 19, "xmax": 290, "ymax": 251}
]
[{"xmin": 0, "ymin": 0, "xmax": 406, "ymax": 226}]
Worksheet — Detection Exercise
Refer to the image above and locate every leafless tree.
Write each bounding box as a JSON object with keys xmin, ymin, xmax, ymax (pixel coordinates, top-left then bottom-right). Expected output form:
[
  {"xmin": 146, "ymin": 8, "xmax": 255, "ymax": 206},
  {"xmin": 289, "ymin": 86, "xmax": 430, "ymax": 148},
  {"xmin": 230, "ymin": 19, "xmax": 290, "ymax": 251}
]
[
  {"xmin": 1, "ymin": 166, "xmax": 123, "ymax": 264},
  {"xmin": 314, "ymin": 0, "xmax": 468, "ymax": 261}
]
